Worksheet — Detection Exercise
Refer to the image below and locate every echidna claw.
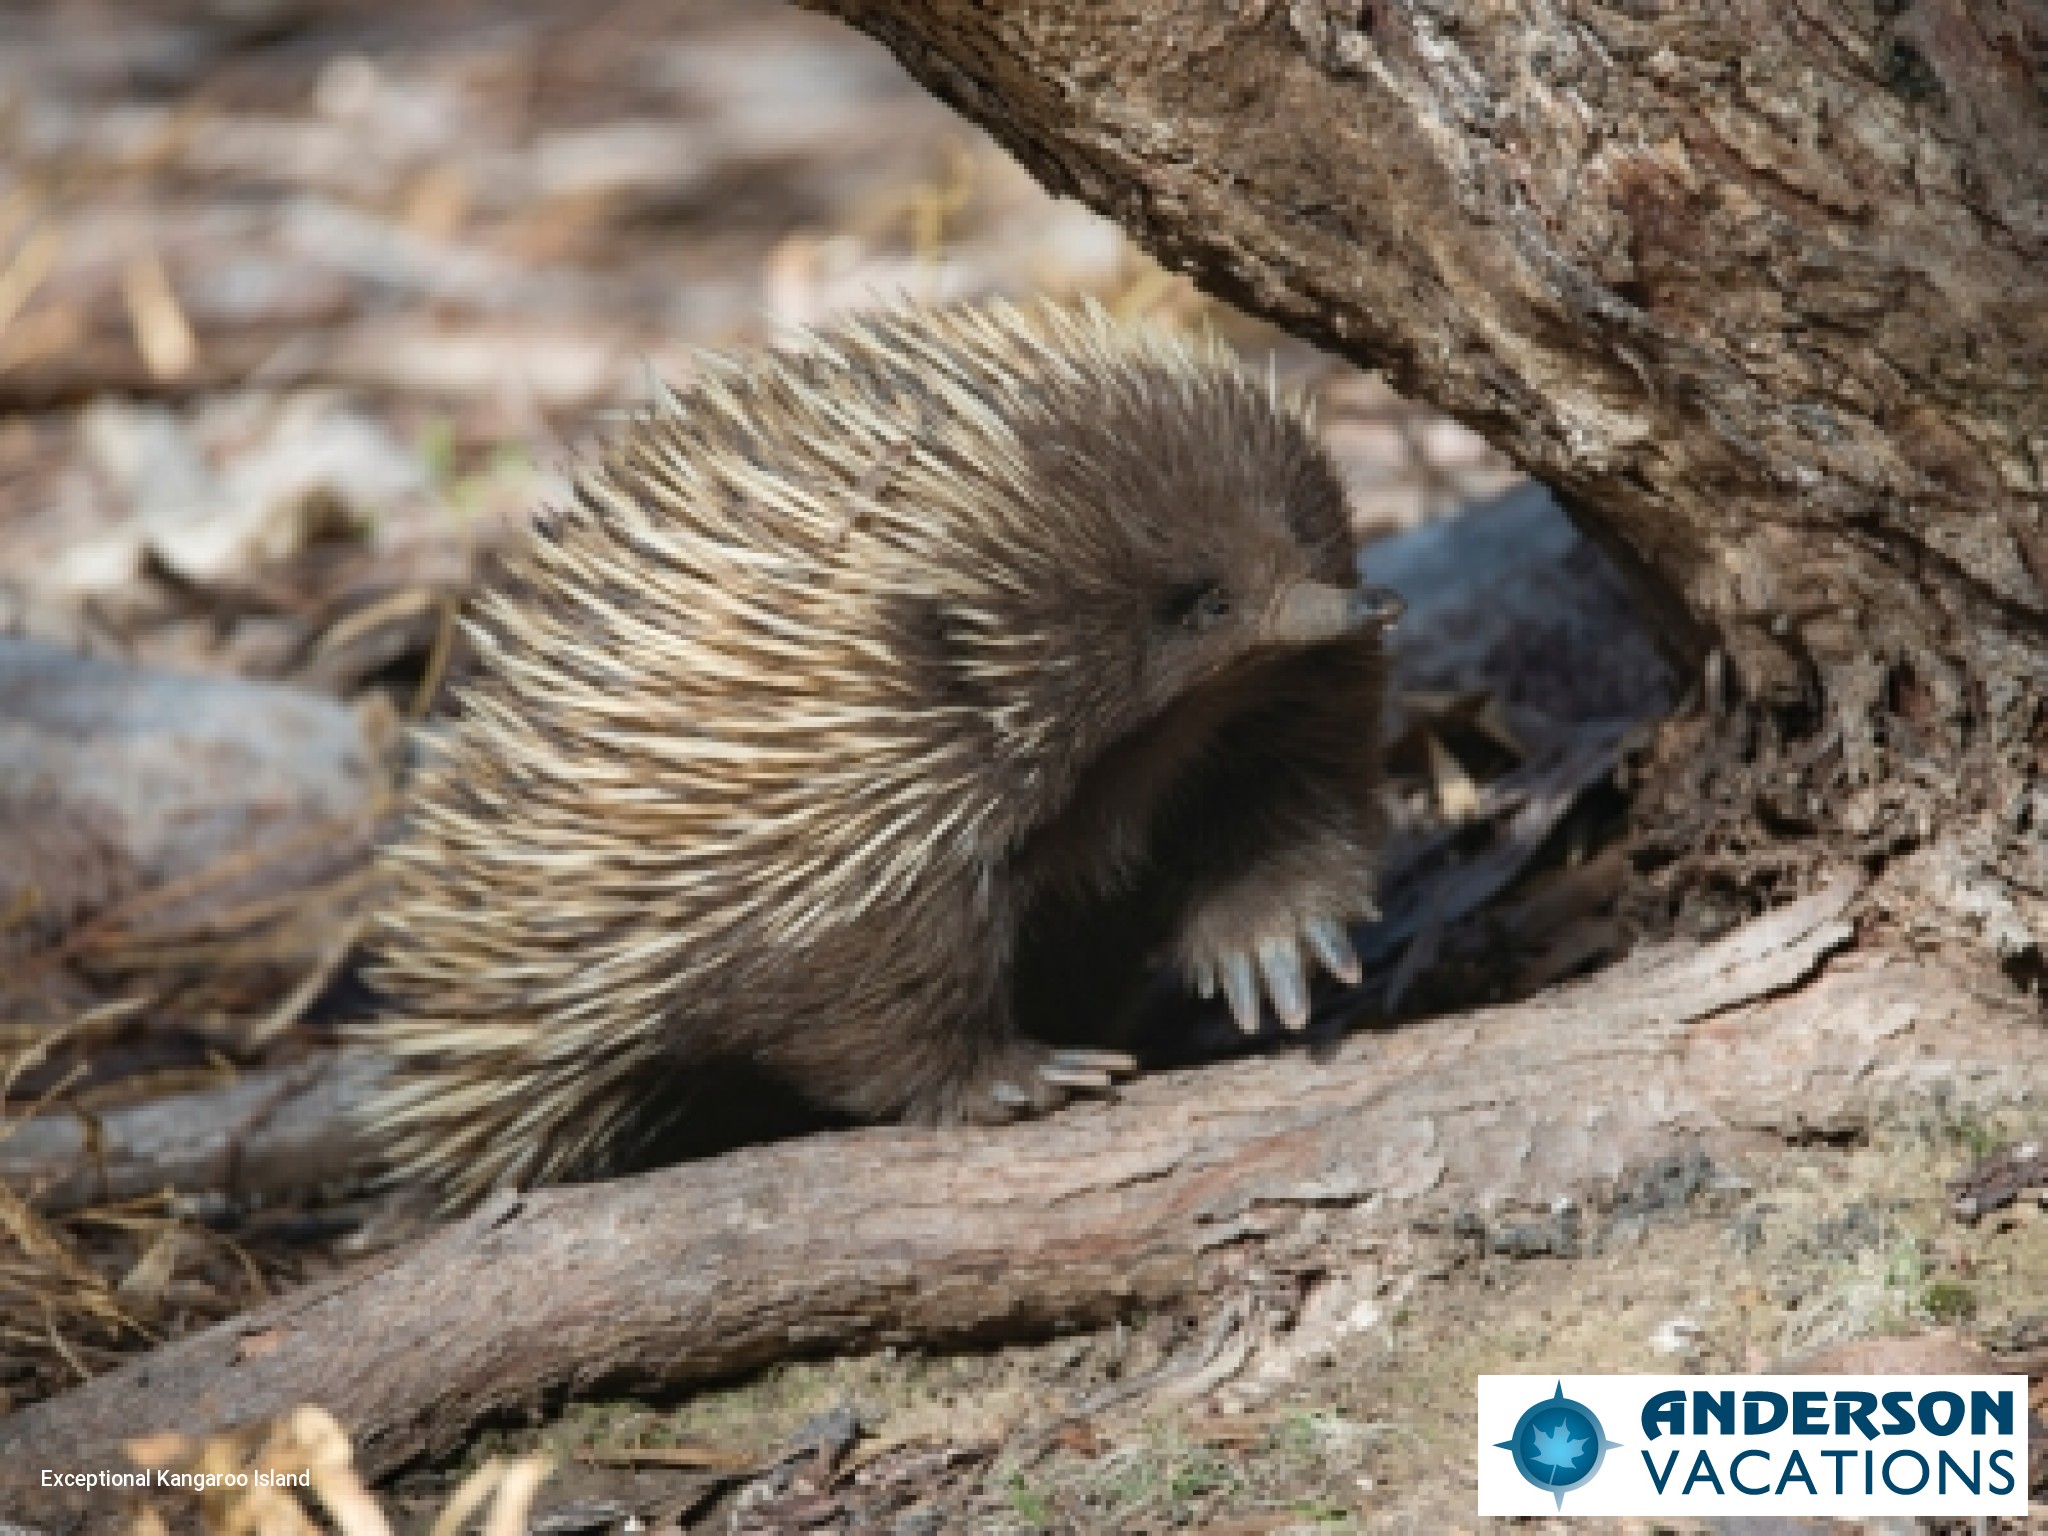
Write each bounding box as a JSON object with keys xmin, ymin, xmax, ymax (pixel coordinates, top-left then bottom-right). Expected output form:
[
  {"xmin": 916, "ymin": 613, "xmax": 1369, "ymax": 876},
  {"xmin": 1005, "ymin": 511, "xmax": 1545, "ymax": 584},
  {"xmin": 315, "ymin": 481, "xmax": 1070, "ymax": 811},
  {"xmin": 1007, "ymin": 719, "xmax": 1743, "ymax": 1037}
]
[
  {"xmin": 990, "ymin": 1081, "xmax": 1032, "ymax": 1110},
  {"xmin": 1304, "ymin": 915, "xmax": 1362, "ymax": 986},
  {"xmin": 1256, "ymin": 935, "xmax": 1310, "ymax": 1031},
  {"xmin": 1039, "ymin": 1064, "xmax": 1114, "ymax": 1093},
  {"xmin": 1219, "ymin": 950, "xmax": 1262, "ymax": 1035},
  {"xmin": 1048, "ymin": 1048, "xmax": 1138, "ymax": 1079}
]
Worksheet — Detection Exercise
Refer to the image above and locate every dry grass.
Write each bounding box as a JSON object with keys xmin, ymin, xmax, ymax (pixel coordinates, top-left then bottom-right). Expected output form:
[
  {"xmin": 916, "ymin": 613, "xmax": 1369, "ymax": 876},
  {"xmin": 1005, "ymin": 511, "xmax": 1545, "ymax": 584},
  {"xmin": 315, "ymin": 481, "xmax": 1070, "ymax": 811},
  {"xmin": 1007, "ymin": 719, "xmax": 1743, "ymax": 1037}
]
[
  {"xmin": 0, "ymin": 1016, "xmax": 332, "ymax": 1408},
  {"xmin": 0, "ymin": 1022, "xmax": 148, "ymax": 1403}
]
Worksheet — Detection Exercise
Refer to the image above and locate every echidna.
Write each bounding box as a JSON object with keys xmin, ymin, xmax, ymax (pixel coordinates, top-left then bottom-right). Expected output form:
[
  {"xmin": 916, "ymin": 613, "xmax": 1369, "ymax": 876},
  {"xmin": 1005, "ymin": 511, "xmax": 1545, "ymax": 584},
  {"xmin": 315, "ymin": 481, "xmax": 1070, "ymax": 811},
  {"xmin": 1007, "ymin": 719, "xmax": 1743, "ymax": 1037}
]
[{"xmin": 361, "ymin": 300, "xmax": 1401, "ymax": 1204}]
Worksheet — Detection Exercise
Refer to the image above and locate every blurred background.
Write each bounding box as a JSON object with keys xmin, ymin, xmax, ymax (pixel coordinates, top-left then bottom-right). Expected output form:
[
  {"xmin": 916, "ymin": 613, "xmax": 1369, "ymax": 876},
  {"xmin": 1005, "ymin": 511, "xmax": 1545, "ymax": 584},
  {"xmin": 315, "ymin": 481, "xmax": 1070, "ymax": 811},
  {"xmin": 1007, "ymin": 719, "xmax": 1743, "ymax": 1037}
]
[{"xmin": 0, "ymin": 0, "xmax": 1520, "ymax": 681}]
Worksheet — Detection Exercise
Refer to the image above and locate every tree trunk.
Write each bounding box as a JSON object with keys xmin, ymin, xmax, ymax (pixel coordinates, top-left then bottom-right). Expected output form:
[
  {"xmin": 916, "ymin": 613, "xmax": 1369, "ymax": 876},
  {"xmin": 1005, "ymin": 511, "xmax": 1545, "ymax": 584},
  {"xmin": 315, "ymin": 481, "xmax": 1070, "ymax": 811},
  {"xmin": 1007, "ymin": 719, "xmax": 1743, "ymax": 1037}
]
[{"xmin": 799, "ymin": 0, "xmax": 2048, "ymax": 965}]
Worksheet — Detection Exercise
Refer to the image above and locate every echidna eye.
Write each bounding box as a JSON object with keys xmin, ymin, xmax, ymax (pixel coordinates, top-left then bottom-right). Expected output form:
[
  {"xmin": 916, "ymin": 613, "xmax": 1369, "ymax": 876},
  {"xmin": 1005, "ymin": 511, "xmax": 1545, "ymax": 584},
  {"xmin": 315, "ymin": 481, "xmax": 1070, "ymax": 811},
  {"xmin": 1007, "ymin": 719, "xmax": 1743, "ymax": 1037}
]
[{"xmin": 1165, "ymin": 582, "xmax": 1232, "ymax": 632}]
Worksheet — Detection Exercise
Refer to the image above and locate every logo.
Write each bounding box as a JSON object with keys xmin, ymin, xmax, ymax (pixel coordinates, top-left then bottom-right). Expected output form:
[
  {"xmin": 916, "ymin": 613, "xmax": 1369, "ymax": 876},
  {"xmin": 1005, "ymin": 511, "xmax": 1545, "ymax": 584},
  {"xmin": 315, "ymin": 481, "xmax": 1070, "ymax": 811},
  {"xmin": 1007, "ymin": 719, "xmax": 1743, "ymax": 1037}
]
[
  {"xmin": 1479, "ymin": 1375, "xmax": 2026, "ymax": 1516},
  {"xmin": 1494, "ymin": 1381, "xmax": 1621, "ymax": 1508}
]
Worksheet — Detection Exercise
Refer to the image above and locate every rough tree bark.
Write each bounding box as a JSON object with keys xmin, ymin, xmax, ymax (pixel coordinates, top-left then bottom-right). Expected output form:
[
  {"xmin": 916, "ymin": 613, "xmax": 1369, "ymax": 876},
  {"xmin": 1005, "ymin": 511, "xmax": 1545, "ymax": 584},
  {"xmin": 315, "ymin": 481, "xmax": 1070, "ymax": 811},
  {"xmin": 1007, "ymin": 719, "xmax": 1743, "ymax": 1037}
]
[{"xmin": 800, "ymin": 0, "xmax": 2048, "ymax": 963}]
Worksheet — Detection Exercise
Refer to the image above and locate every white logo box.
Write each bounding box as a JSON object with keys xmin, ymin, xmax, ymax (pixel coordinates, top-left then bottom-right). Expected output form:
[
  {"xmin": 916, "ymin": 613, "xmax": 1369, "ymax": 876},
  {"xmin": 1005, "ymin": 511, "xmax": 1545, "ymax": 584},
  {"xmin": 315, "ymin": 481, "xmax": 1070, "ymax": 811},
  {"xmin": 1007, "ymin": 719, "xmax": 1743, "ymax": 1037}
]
[{"xmin": 1478, "ymin": 1374, "xmax": 2028, "ymax": 1517}]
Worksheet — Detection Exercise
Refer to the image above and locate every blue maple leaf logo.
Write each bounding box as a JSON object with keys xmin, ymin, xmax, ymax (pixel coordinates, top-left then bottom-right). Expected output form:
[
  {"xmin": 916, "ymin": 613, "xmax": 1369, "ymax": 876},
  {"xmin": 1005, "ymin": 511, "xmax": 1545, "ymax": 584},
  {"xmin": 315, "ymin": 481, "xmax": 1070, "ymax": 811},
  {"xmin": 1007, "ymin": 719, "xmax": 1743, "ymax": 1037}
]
[
  {"xmin": 1497, "ymin": 1384, "xmax": 1617, "ymax": 1509},
  {"xmin": 1528, "ymin": 1418, "xmax": 1586, "ymax": 1477}
]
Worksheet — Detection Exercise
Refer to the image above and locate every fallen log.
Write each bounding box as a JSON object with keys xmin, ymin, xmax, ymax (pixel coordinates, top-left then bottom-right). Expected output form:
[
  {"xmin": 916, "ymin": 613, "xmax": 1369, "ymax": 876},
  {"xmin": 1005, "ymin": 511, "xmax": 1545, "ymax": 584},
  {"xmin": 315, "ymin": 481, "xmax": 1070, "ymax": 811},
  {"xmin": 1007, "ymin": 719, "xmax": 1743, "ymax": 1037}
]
[
  {"xmin": 5, "ymin": 876, "xmax": 2041, "ymax": 1528},
  {"xmin": 0, "ymin": 1055, "xmax": 379, "ymax": 1215},
  {"xmin": 0, "ymin": 637, "xmax": 393, "ymax": 966}
]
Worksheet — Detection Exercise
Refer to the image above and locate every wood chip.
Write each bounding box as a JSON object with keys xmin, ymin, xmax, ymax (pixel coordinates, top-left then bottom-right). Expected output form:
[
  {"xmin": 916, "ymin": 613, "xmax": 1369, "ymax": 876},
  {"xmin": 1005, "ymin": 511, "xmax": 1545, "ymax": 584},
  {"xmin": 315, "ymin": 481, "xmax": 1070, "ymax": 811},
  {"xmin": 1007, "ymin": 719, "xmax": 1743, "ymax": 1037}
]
[
  {"xmin": 1188, "ymin": 1412, "xmax": 1281, "ymax": 1447},
  {"xmin": 0, "ymin": 226, "xmax": 58, "ymax": 338},
  {"xmin": 1424, "ymin": 731, "xmax": 1479, "ymax": 821},
  {"xmin": 577, "ymin": 1443, "xmax": 759, "ymax": 1474},
  {"xmin": 122, "ymin": 253, "xmax": 197, "ymax": 382},
  {"xmin": 234, "ymin": 1328, "xmax": 290, "ymax": 1363}
]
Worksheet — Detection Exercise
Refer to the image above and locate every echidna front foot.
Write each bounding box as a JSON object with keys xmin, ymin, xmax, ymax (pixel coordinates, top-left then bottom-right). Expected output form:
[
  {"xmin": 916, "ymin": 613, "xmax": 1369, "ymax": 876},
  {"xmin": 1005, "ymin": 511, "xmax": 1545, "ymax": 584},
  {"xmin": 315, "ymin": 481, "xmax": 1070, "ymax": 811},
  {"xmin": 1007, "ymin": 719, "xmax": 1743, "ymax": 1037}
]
[{"xmin": 1180, "ymin": 858, "xmax": 1376, "ymax": 1035}]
